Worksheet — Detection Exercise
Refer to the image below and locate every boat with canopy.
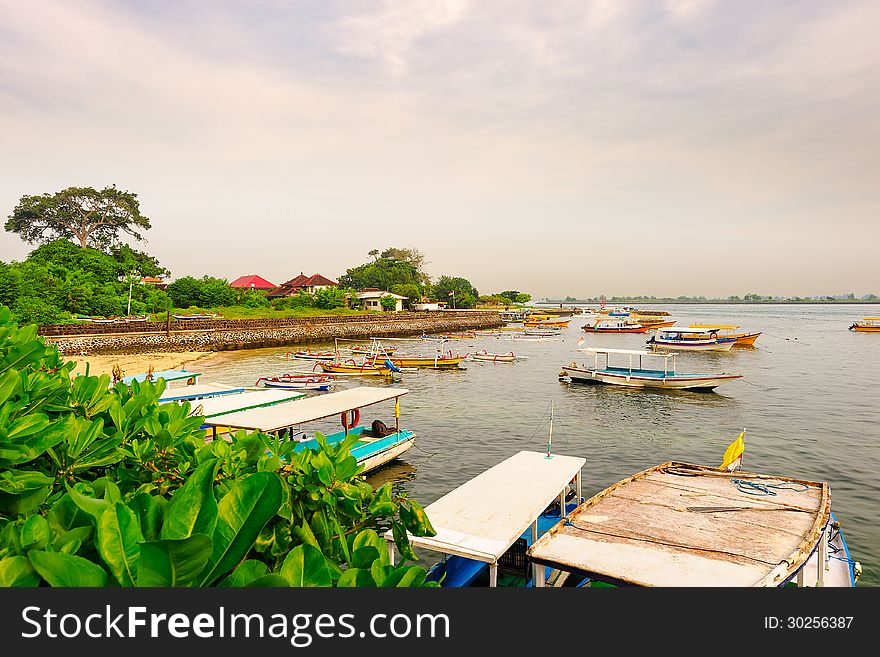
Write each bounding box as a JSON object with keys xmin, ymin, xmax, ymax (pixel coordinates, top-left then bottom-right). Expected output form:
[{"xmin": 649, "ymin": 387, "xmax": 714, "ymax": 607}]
[
  {"xmin": 583, "ymin": 318, "xmax": 649, "ymax": 334},
  {"xmin": 201, "ymin": 387, "xmax": 415, "ymax": 474},
  {"xmin": 561, "ymin": 347, "xmax": 742, "ymax": 391},
  {"xmin": 190, "ymin": 388, "xmax": 306, "ymax": 419},
  {"xmin": 646, "ymin": 327, "xmax": 735, "ymax": 351},
  {"xmin": 384, "ymin": 450, "xmax": 586, "ymax": 587},
  {"xmin": 686, "ymin": 324, "xmax": 762, "ymax": 345},
  {"xmin": 158, "ymin": 382, "xmax": 245, "ymax": 402},
  {"xmin": 528, "ymin": 461, "xmax": 859, "ymax": 587},
  {"xmin": 120, "ymin": 369, "xmax": 200, "ymax": 387}
]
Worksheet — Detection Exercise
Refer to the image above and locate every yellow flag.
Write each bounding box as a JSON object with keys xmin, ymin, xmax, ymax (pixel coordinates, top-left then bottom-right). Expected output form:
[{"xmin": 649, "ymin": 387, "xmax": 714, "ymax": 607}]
[{"xmin": 720, "ymin": 431, "xmax": 745, "ymax": 471}]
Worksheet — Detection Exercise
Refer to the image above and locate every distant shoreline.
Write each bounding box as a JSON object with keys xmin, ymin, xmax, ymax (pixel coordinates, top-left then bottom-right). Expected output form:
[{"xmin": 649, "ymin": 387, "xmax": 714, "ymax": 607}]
[{"xmin": 536, "ymin": 301, "xmax": 880, "ymax": 306}]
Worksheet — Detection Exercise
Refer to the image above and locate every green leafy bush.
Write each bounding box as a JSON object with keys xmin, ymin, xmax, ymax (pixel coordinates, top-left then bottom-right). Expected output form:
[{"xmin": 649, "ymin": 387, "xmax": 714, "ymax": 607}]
[{"xmin": 0, "ymin": 306, "xmax": 436, "ymax": 587}]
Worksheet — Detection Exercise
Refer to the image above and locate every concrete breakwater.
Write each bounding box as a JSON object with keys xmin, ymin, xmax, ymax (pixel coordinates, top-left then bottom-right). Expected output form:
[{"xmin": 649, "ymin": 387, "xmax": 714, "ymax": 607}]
[{"xmin": 43, "ymin": 311, "xmax": 503, "ymax": 356}]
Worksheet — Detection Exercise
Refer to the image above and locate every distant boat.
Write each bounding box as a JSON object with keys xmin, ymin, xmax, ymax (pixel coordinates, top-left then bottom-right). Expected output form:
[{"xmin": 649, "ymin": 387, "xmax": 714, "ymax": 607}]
[
  {"xmin": 561, "ymin": 347, "xmax": 742, "ymax": 391},
  {"xmin": 255, "ymin": 374, "xmax": 335, "ymax": 391},
  {"xmin": 289, "ymin": 351, "xmax": 336, "ymax": 361},
  {"xmin": 524, "ymin": 327, "xmax": 561, "ymax": 336},
  {"xmin": 121, "ymin": 315, "xmax": 149, "ymax": 322},
  {"xmin": 849, "ymin": 317, "xmax": 880, "ymax": 332},
  {"xmin": 523, "ymin": 319, "xmax": 570, "ymax": 328},
  {"xmin": 646, "ymin": 328, "xmax": 735, "ymax": 352},
  {"xmin": 173, "ymin": 313, "xmax": 220, "ymax": 320},
  {"xmin": 470, "ymin": 350, "xmax": 516, "ymax": 363}
]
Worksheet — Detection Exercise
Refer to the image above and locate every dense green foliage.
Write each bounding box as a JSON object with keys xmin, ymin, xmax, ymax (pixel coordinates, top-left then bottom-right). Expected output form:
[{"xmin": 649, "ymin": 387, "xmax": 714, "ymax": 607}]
[
  {"xmin": 433, "ymin": 276, "xmax": 479, "ymax": 309},
  {"xmin": 0, "ymin": 239, "xmax": 170, "ymax": 323},
  {"xmin": 5, "ymin": 186, "xmax": 151, "ymax": 249},
  {"xmin": 0, "ymin": 307, "xmax": 437, "ymax": 587},
  {"xmin": 167, "ymin": 276, "xmax": 235, "ymax": 309},
  {"xmin": 339, "ymin": 257, "xmax": 424, "ymax": 294}
]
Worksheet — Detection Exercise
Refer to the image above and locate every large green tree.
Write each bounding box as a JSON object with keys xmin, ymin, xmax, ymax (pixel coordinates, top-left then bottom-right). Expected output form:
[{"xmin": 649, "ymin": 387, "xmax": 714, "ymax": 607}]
[
  {"xmin": 6, "ymin": 185, "xmax": 151, "ymax": 249},
  {"xmin": 434, "ymin": 275, "xmax": 479, "ymax": 309},
  {"xmin": 339, "ymin": 256, "xmax": 423, "ymax": 292}
]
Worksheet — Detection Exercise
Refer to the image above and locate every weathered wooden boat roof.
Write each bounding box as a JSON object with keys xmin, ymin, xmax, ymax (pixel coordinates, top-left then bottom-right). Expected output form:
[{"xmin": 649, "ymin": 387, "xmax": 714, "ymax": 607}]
[
  {"xmin": 192, "ymin": 389, "xmax": 306, "ymax": 418},
  {"xmin": 689, "ymin": 324, "xmax": 741, "ymax": 330},
  {"xmin": 122, "ymin": 369, "xmax": 199, "ymax": 385},
  {"xmin": 385, "ymin": 450, "xmax": 585, "ymax": 564},
  {"xmin": 579, "ymin": 347, "xmax": 670, "ymax": 357},
  {"xmin": 158, "ymin": 383, "xmax": 246, "ymax": 402},
  {"xmin": 528, "ymin": 462, "xmax": 830, "ymax": 587},
  {"xmin": 202, "ymin": 386, "xmax": 407, "ymax": 431}
]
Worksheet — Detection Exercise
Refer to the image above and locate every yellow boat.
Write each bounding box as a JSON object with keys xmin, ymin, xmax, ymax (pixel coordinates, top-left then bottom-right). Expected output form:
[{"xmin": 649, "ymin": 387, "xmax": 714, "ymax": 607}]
[
  {"xmin": 634, "ymin": 318, "xmax": 676, "ymax": 328},
  {"xmin": 367, "ymin": 355, "xmax": 466, "ymax": 369},
  {"xmin": 849, "ymin": 317, "xmax": 880, "ymax": 332},
  {"xmin": 686, "ymin": 324, "xmax": 762, "ymax": 346},
  {"xmin": 523, "ymin": 319, "xmax": 571, "ymax": 327},
  {"xmin": 320, "ymin": 361, "xmax": 395, "ymax": 376}
]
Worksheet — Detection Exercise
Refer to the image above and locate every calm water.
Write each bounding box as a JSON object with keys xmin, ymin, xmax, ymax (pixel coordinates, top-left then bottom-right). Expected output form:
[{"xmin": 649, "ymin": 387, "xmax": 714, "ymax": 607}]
[{"xmin": 195, "ymin": 304, "xmax": 880, "ymax": 585}]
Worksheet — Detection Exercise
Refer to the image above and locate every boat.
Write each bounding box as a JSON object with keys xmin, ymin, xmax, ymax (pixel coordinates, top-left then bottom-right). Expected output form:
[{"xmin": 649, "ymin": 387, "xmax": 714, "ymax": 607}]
[
  {"xmin": 470, "ymin": 350, "xmax": 517, "ymax": 363},
  {"xmin": 121, "ymin": 369, "xmax": 200, "ymax": 387},
  {"xmin": 121, "ymin": 315, "xmax": 149, "ymax": 323},
  {"xmin": 345, "ymin": 344, "xmax": 398, "ymax": 355},
  {"xmin": 366, "ymin": 353, "xmax": 466, "ymax": 369},
  {"xmin": 560, "ymin": 347, "xmax": 742, "ymax": 391},
  {"xmin": 582, "ymin": 319, "xmax": 649, "ymax": 334},
  {"xmin": 849, "ymin": 317, "xmax": 880, "ymax": 332},
  {"xmin": 255, "ymin": 374, "xmax": 336, "ymax": 391},
  {"xmin": 173, "ymin": 313, "xmax": 220, "ymax": 320},
  {"xmin": 384, "ymin": 449, "xmax": 587, "ymax": 587},
  {"xmin": 524, "ymin": 327, "xmax": 561, "ymax": 336},
  {"xmin": 512, "ymin": 334, "xmax": 557, "ymax": 341},
  {"xmin": 75, "ymin": 315, "xmax": 120, "ymax": 323},
  {"xmin": 320, "ymin": 359, "xmax": 398, "ymax": 377},
  {"xmin": 528, "ymin": 461, "xmax": 860, "ymax": 587},
  {"xmin": 191, "ymin": 388, "xmax": 306, "ymax": 419},
  {"xmin": 473, "ymin": 329, "xmax": 505, "ymax": 336},
  {"xmin": 687, "ymin": 324, "xmax": 762, "ymax": 345},
  {"xmin": 158, "ymin": 383, "xmax": 246, "ymax": 402},
  {"xmin": 524, "ymin": 319, "xmax": 570, "ymax": 328},
  {"xmin": 646, "ymin": 327, "xmax": 735, "ymax": 351},
  {"xmin": 202, "ymin": 387, "xmax": 416, "ymax": 474},
  {"xmin": 634, "ymin": 318, "xmax": 676, "ymax": 329},
  {"xmin": 288, "ymin": 350, "xmax": 336, "ymax": 361}
]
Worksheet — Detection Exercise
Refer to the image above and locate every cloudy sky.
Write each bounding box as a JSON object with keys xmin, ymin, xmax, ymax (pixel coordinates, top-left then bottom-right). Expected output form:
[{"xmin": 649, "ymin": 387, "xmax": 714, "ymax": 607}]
[{"xmin": 1, "ymin": 0, "xmax": 877, "ymax": 299}]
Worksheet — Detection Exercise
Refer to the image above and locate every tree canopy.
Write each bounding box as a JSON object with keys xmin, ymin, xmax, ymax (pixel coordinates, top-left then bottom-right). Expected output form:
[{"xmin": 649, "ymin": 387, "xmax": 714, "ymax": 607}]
[
  {"xmin": 434, "ymin": 275, "xmax": 479, "ymax": 309},
  {"xmin": 338, "ymin": 256, "xmax": 424, "ymax": 292},
  {"xmin": 5, "ymin": 185, "xmax": 151, "ymax": 249}
]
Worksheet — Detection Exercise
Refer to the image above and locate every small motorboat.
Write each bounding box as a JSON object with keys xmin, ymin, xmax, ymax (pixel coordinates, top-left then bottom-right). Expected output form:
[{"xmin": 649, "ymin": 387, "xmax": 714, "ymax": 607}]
[
  {"xmin": 849, "ymin": 317, "xmax": 880, "ymax": 332},
  {"xmin": 647, "ymin": 328, "xmax": 735, "ymax": 352},
  {"xmin": 255, "ymin": 374, "xmax": 335, "ymax": 391},
  {"xmin": 470, "ymin": 350, "xmax": 516, "ymax": 363},
  {"xmin": 686, "ymin": 324, "xmax": 762, "ymax": 345},
  {"xmin": 583, "ymin": 319, "xmax": 649, "ymax": 334}
]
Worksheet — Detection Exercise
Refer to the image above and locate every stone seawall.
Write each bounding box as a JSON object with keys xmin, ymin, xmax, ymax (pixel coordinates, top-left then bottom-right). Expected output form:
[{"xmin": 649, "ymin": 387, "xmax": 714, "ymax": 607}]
[{"xmin": 45, "ymin": 311, "xmax": 503, "ymax": 356}]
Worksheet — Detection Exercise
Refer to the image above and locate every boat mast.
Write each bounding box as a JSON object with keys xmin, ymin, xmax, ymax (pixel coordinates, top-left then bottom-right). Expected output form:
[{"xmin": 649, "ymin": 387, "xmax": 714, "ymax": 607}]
[{"xmin": 547, "ymin": 401, "xmax": 554, "ymax": 458}]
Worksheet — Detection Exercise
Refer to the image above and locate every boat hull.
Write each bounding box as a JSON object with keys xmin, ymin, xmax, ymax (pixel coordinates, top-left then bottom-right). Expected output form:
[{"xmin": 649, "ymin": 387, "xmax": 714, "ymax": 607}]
[
  {"xmin": 583, "ymin": 326, "xmax": 649, "ymax": 334},
  {"xmin": 320, "ymin": 363, "xmax": 395, "ymax": 376},
  {"xmin": 850, "ymin": 325, "xmax": 880, "ymax": 332},
  {"xmin": 294, "ymin": 427, "xmax": 415, "ymax": 474},
  {"xmin": 562, "ymin": 365, "xmax": 742, "ymax": 391},
  {"xmin": 367, "ymin": 356, "xmax": 465, "ymax": 368},
  {"xmin": 471, "ymin": 352, "xmax": 516, "ymax": 362},
  {"xmin": 648, "ymin": 339, "xmax": 735, "ymax": 351},
  {"xmin": 259, "ymin": 379, "xmax": 333, "ymax": 391}
]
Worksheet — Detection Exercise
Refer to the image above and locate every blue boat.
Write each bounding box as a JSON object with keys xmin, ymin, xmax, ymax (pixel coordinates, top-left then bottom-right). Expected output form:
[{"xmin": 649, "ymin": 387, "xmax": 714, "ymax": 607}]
[
  {"xmin": 201, "ymin": 387, "xmax": 415, "ymax": 474},
  {"xmin": 384, "ymin": 450, "xmax": 588, "ymax": 587}
]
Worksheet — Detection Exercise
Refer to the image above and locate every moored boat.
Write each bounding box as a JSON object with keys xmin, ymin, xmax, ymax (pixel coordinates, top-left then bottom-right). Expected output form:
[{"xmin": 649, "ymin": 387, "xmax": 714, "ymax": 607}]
[
  {"xmin": 687, "ymin": 324, "xmax": 762, "ymax": 345},
  {"xmin": 320, "ymin": 359, "xmax": 398, "ymax": 377},
  {"xmin": 255, "ymin": 374, "xmax": 336, "ymax": 390},
  {"xmin": 583, "ymin": 318, "xmax": 649, "ymax": 334},
  {"xmin": 523, "ymin": 319, "xmax": 571, "ymax": 328},
  {"xmin": 288, "ymin": 350, "xmax": 336, "ymax": 361},
  {"xmin": 849, "ymin": 317, "xmax": 880, "ymax": 332},
  {"xmin": 366, "ymin": 353, "xmax": 466, "ymax": 369},
  {"xmin": 528, "ymin": 460, "xmax": 860, "ymax": 587},
  {"xmin": 469, "ymin": 350, "xmax": 517, "ymax": 363},
  {"xmin": 646, "ymin": 327, "xmax": 735, "ymax": 351},
  {"xmin": 561, "ymin": 347, "xmax": 742, "ymax": 391},
  {"xmin": 173, "ymin": 312, "xmax": 220, "ymax": 320}
]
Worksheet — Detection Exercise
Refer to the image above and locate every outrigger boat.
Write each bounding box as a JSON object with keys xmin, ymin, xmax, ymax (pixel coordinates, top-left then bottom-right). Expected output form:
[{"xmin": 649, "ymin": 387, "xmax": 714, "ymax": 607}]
[
  {"xmin": 849, "ymin": 317, "xmax": 880, "ymax": 332},
  {"xmin": 687, "ymin": 324, "xmax": 762, "ymax": 345},
  {"xmin": 202, "ymin": 387, "xmax": 415, "ymax": 474},
  {"xmin": 173, "ymin": 313, "xmax": 220, "ymax": 320},
  {"xmin": 528, "ymin": 461, "xmax": 860, "ymax": 587},
  {"xmin": 385, "ymin": 449, "xmax": 586, "ymax": 587},
  {"xmin": 634, "ymin": 318, "xmax": 676, "ymax": 329},
  {"xmin": 470, "ymin": 350, "xmax": 517, "ymax": 363},
  {"xmin": 583, "ymin": 319, "xmax": 649, "ymax": 334},
  {"xmin": 561, "ymin": 347, "xmax": 742, "ymax": 391},
  {"xmin": 287, "ymin": 350, "xmax": 336, "ymax": 361},
  {"xmin": 366, "ymin": 353, "xmax": 466, "ymax": 369},
  {"xmin": 647, "ymin": 327, "xmax": 735, "ymax": 352},
  {"xmin": 344, "ymin": 344, "xmax": 398, "ymax": 355},
  {"xmin": 320, "ymin": 358, "xmax": 399, "ymax": 377},
  {"xmin": 523, "ymin": 319, "xmax": 571, "ymax": 328},
  {"xmin": 255, "ymin": 374, "xmax": 336, "ymax": 390},
  {"xmin": 524, "ymin": 327, "xmax": 561, "ymax": 336},
  {"xmin": 190, "ymin": 388, "xmax": 306, "ymax": 419}
]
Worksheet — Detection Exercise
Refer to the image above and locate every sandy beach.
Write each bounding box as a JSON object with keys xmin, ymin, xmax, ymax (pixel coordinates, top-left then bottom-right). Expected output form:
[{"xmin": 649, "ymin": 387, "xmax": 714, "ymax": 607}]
[{"xmin": 68, "ymin": 351, "xmax": 216, "ymax": 379}]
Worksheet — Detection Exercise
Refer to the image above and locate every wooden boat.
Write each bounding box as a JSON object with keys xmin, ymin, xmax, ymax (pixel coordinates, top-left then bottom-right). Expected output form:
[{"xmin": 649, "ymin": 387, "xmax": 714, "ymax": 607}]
[
  {"xmin": 320, "ymin": 359, "xmax": 397, "ymax": 377},
  {"xmin": 523, "ymin": 319, "xmax": 571, "ymax": 328},
  {"xmin": 384, "ymin": 450, "xmax": 586, "ymax": 587},
  {"xmin": 365, "ymin": 353, "xmax": 466, "ymax": 369},
  {"xmin": 583, "ymin": 319, "xmax": 649, "ymax": 334},
  {"xmin": 470, "ymin": 350, "xmax": 516, "ymax": 363},
  {"xmin": 528, "ymin": 461, "xmax": 860, "ymax": 587},
  {"xmin": 634, "ymin": 318, "xmax": 676, "ymax": 329},
  {"xmin": 646, "ymin": 327, "xmax": 735, "ymax": 351},
  {"xmin": 191, "ymin": 388, "xmax": 306, "ymax": 418},
  {"xmin": 849, "ymin": 317, "xmax": 880, "ymax": 332},
  {"xmin": 561, "ymin": 347, "xmax": 742, "ymax": 391},
  {"xmin": 203, "ymin": 387, "xmax": 416, "ymax": 474},
  {"xmin": 524, "ymin": 327, "xmax": 561, "ymax": 336},
  {"xmin": 173, "ymin": 313, "xmax": 220, "ymax": 320},
  {"xmin": 473, "ymin": 329, "xmax": 505, "ymax": 336},
  {"xmin": 76, "ymin": 315, "xmax": 120, "ymax": 323},
  {"xmin": 288, "ymin": 350, "xmax": 336, "ymax": 361},
  {"xmin": 345, "ymin": 344, "xmax": 398, "ymax": 355},
  {"xmin": 687, "ymin": 324, "xmax": 762, "ymax": 345},
  {"xmin": 255, "ymin": 374, "xmax": 335, "ymax": 391}
]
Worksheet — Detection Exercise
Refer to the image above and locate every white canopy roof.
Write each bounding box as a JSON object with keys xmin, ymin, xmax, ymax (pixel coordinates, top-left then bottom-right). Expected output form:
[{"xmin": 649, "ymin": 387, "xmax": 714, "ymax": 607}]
[
  {"xmin": 578, "ymin": 347, "xmax": 671, "ymax": 357},
  {"xmin": 123, "ymin": 369, "xmax": 199, "ymax": 384},
  {"xmin": 203, "ymin": 386, "xmax": 408, "ymax": 431},
  {"xmin": 190, "ymin": 389, "xmax": 306, "ymax": 418},
  {"xmin": 385, "ymin": 450, "xmax": 585, "ymax": 564},
  {"xmin": 661, "ymin": 327, "xmax": 718, "ymax": 334},
  {"xmin": 159, "ymin": 383, "xmax": 245, "ymax": 402}
]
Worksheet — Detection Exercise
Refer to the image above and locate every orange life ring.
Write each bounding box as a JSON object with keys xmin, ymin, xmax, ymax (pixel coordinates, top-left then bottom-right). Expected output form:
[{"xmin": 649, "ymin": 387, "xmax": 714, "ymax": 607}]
[{"xmin": 341, "ymin": 408, "xmax": 360, "ymax": 430}]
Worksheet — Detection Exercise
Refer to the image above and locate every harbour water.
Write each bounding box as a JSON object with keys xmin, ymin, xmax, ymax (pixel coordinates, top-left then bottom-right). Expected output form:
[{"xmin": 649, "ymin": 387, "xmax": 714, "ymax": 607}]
[{"xmin": 196, "ymin": 304, "xmax": 880, "ymax": 586}]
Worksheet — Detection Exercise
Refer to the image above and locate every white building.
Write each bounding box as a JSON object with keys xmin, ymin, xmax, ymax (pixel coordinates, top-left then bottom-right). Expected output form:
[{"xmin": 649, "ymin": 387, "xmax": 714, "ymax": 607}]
[{"xmin": 357, "ymin": 288, "xmax": 408, "ymax": 312}]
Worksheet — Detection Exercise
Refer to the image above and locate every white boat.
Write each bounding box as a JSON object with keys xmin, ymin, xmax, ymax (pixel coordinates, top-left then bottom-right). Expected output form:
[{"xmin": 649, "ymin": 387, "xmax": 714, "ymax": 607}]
[
  {"xmin": 255, "ymin": 374, "xmax": 336, "ymax": 391},
  {"xmin": 646, "ymin": 327, "xmax": 735, "ymax": 352},
  {"xmin": 470, "ymin": 350, "xmax": 517, "ymax": 363},
  {"xmin": 561, "ymin": 347, "xmax": 742, "ymax": 391},
  {"xmin": 158, "ymin": 383, "xmax": 246, "ymax": 402},
  {"xmin": 202, "ymin": 387, "xmax": 416, "ymax": 474},
  {"xmin": 528, "ymin": 461, "xmax": 860, "ymax": 587}
]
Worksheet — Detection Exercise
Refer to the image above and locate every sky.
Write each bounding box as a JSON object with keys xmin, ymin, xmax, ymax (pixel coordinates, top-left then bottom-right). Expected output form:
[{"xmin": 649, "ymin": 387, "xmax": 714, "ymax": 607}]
[{"xmin": 0, "ymin": 0, "xmax": 878, "ymax": 299}]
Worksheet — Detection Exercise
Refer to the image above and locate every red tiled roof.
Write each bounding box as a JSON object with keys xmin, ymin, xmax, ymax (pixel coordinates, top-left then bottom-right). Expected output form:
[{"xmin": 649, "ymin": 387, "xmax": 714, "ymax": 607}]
[
  {"xmin": 267, "ymin": 273, "xmax": 338, "ymax": 297},
  {"xmin": 302, "ymin": 273, "xmax": 338, "ymax": 287},
  {"xmin": 229, "ymin": 274, "xmax": 277, "ymax": 289},
  {"xmin": 280, "ymin": 273, "xmax": 310, "ymax": 287}
]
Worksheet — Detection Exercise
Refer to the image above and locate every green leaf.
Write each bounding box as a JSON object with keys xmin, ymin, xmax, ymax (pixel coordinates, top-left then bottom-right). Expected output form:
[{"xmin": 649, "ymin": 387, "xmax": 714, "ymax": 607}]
[
  {"xmin": 337, "ymin": 567, "xmax": 377, "ymax": 587},
  {"xmin": 197, "ymin": 472, "xmax": 283, "ymax": 586},
  {"xmin": 352, "ymin": 529, "xmax": 389, "ymax": 567},
  {"xmin": 66, "ymin": 483, "xmax": 111, "ymax": 522},
  {"xmin": 0, "ymin": 556, "xmax": 40, "ymax": 586},
  {"xmin": 137, "ymin": 534, "xmax": 213, "ymax": 587},
  {"xmin": 217, "ymin": 559, "xmax": 269, "ymax": 587},
  {"xmin": 48, "ymin": 493, "xmax": 91, "ymax": 535},
  {"xmin": 0, "ymin": 486, "xmax": 51, "ymax": 515},
  {"xmin": 96, "ymin": 503, "xmax": 143, "ymax": 586},
  {"xmin": 350, "ymin": 546, "xmax": 380, "ymax": 569},
  {"xmin": 127, "ymin": 493, "xmax": 163, "ymax": 541},
  {"xmin": 28, "ymin": 550, "xmax": 108, "ymax": 587},
  {"xmin": 280, "ymin": 544, "xmax": 333, "ymax": 587},
  {"xmin": 381, "ymin": 564, "xmax": 427, "ymax": 588},
  {"xmin": 52, "ymin": 526, "xmax": 92, "ymax": 555},
  {"xmin": 245, "ymin": 574, "xmax": 291, "ymax": 587},
  {"xmin": 161, "ymin": 458, "xmax": 219, "ymax": 540},
  {"xmin": 20, "ymin": 515, "xmax": 50, "ymax": 550}
]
